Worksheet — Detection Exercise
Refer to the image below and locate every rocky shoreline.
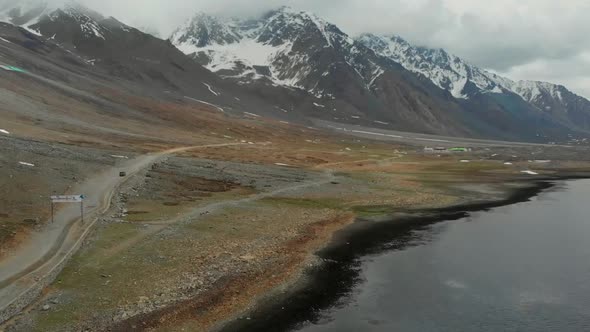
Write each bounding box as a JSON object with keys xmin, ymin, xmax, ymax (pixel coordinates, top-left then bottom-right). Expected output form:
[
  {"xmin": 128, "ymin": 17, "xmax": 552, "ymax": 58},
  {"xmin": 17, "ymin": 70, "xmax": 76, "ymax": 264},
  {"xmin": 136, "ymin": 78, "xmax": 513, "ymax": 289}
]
[{"xmin": 213, "ymin": 175, "xmax": 585, "ymax": 332}]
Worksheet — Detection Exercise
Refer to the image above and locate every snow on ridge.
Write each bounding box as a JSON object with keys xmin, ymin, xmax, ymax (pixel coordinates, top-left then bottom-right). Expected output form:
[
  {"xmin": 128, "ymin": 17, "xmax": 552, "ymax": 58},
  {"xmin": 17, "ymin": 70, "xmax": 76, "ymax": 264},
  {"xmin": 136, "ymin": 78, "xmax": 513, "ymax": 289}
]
[
  {"xmin": 358, "ymin": 33, "xmax": 502, "ymax": 99},
  {"xmin": 511, "ymin": 80, "xmax": 565, "ymax": 103},
  {"xmin": 2, "ymin": 1, "xmax": 90, "ymax": 27},
  {"xmin": 178, "ymin": 33, "xmax": 309, "ymax": 90},
  {"xmin": 358, "ymin": 33, "xmax": 579, "ymax": 107},
  {"xmin": 74, "ymin": 19, "xmax": 105, "ymax": 39},
  {"xmin": 1, "ymin": 1, "xmax": 110, "ymax": 40},
  {"xmin": 279, "ymin": 8, "xmax": 351, "ymax": 48},
  {"xmin": 171, "ymin": 7, "xmax": 346, "ymax": 93},
  {"xmin": 170, "ymin": 12, "xmax": 241, "ymax": 48},
  {"xmin": 451, "ymin": 77, "xmax": 469, "ymax": 99},
  {"xmin": 306, "ymin": 12, "xmax": 334, "ymax": 48},
  {"xmin": 0, "ymin": 0, "xmax": 54, "ymax": 23},
  {"xmin": 173, "ymin": 8, "xmax": 581, "ymax": 108}
]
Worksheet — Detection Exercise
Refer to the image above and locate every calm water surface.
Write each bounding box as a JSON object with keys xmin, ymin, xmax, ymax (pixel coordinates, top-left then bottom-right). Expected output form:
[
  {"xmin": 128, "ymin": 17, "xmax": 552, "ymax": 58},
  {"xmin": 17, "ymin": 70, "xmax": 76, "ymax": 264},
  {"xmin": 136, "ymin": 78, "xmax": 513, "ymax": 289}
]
[{"xmin": 298, "ymin": 180, "xmax": 590, "ymax": 332}]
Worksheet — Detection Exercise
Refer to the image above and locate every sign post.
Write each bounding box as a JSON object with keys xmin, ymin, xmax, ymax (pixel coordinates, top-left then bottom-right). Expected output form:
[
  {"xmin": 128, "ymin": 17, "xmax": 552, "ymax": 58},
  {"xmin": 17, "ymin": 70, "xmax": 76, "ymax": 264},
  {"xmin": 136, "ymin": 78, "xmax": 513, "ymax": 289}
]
[{"xmin": 50, "ymin": 195, "xmax": 86, "ymax": 224}]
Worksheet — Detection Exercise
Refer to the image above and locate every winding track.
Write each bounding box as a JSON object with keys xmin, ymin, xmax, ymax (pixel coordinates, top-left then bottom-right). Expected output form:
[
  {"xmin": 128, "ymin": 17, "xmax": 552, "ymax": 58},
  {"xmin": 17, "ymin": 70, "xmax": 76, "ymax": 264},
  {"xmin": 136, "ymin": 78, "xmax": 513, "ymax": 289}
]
[
  {"xmin": 0, "ymin": 143, "xmax": 337, "ymax": 324},
  {"xmin": 0, "ymin": 143, "xmax": 243, "ymax": 323}
]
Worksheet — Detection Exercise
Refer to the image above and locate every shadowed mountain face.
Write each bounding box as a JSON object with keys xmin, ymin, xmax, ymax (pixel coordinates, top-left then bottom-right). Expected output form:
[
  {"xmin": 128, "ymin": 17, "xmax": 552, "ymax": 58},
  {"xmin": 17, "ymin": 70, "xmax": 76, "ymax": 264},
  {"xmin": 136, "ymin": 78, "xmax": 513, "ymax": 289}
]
[
  {"xmin": 358, "ymin": 34, "xmax": 590, "ymax": 134},
  {"xmin": 0, "ymin": 2, "xmax": 325, "ymax": 122},
  {"xmin": 27, "ymin": 4, "xmax": 221, "ymax": 89},
  {"xmin": 1, "ymin": 2, "xmax": 589, "ymax": 142}
]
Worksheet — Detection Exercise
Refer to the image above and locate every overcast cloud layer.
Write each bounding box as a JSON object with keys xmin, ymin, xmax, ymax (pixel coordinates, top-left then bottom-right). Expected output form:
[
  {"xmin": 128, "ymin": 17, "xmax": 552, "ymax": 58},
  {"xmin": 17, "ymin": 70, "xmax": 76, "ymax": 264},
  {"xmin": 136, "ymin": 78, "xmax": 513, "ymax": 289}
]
[{"xmin": 11, "ymin": 0, "xmax": 590, "ymax": 98}]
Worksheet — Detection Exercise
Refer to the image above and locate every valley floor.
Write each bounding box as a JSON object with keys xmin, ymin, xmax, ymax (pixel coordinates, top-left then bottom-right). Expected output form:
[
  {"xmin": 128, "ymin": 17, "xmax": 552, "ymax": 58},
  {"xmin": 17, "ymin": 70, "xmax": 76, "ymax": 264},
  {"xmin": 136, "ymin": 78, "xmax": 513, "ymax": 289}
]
[
  {"xmin": 3, "ymin": 123, "xmax": 590, "ymax": 331},
  {"xmin": 1, "ymin": 35, "xmax": 590, "ymax": 331}
]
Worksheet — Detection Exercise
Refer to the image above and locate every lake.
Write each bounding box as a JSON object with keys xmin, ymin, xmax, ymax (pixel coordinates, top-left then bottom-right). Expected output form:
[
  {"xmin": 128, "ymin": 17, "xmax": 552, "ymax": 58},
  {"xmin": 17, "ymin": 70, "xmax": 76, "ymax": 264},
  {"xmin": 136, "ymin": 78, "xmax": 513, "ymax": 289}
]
[{"xmin": 297, "ymin": 180, "xmax": 590, "ymax": 332}]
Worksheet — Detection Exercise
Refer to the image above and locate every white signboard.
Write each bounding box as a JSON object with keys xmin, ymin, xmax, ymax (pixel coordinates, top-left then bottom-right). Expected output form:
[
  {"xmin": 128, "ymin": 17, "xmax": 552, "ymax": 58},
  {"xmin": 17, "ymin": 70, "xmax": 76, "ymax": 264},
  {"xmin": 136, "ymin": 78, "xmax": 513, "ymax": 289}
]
[{"xmin": 51, "ymin": 195, "xmax": 85, "ymax": 203}]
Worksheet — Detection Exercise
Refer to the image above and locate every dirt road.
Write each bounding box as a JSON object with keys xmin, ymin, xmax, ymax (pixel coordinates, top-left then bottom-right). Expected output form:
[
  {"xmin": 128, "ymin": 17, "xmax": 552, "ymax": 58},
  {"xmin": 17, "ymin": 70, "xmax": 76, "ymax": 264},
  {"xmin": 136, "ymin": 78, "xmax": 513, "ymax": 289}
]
[
  {"xmin": 0, "ymin": 143, "xmax": 243, "ymax": 323},
  {"xmin": 99, "ymin": 168, "xmax": 336, "ymax": 260}
]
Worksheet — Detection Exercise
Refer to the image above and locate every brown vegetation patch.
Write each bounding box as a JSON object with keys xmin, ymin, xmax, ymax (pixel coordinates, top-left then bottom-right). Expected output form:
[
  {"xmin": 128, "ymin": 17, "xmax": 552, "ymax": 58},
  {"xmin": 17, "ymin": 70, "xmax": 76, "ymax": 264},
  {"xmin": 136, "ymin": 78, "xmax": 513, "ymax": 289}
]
[{"xmin": 112, "ymin": 213, "xmax": 355, "ymax": 332}]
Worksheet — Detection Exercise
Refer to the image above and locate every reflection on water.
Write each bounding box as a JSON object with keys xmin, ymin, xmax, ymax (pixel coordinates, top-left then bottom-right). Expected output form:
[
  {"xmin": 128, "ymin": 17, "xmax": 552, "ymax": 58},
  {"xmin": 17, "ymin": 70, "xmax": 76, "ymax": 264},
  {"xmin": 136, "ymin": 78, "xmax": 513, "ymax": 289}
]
[{"xmin": 298, "ymin": 180, "xmax": 590, "ymax": 332}]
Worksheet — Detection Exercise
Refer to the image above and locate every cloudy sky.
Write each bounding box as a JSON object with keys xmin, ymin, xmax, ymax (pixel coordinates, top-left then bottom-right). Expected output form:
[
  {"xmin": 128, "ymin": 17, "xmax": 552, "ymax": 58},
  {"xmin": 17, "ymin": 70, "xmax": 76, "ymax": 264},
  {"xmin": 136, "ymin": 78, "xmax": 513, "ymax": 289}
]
[{"xmin": 11, "ymin": 0, "xmax": 590, "ymax": 98}]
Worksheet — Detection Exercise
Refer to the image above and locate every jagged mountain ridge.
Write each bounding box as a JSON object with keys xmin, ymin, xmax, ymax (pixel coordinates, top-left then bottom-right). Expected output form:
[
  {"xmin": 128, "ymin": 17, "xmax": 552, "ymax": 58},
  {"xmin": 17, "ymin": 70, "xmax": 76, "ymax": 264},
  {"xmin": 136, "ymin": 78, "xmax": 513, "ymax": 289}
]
[
  {"xmin": 0, "ymin": 1, "xmax": 222, "ymax": 87},
  {"xmin": 172, "ymin": 8, "xmax": 583, "ymax": 106},
  {"xmin": 169, "ymin": 7, "xmax": 589, "ymax": 140},
  {"xmin": 358, "ymin": 34, "xmax": 590, "ymax": 131},
  {"xmin": 357, "ymin": 34, "xmax": 504, "ymax": 99},
  {"xmin": 357, "ymin": 33, "xmax": 569, "ymax": 103},
  {"xmin": 171, "ymin": 7, "xmax": 366, "ymax": 97},
  {"xmin": 0, "ymin": 0, "xmax": 57, "ymax": 33},
  {"xmin": 170, "ymin": 7, "xmax": 497, "ymax": 137},
  {"xmin": 0, "ymin": 0, "xmax": 317, "ymax": 123},
  {"xmin": 0, "ymin": 2, "xmax": 357, "ymax": 123}
]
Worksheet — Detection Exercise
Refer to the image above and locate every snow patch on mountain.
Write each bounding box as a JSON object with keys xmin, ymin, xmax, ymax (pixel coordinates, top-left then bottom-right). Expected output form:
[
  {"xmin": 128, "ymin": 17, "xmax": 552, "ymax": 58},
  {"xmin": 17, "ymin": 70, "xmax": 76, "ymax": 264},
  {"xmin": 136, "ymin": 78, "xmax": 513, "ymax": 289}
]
[
  {"xmin": 357, "ymin": 34, "xmax": 503, "ymax": 99},
  {"xmin": 189, "ymin": 39, "xmax": 293, "ymax": 73},
  {"xmin": 171, "ymin": 12, "xmax": 305, "ymax": 88},
  {"xmin": 170, "ymin": 7, "xmax": 356, "ymax": 95},
  {"xmin": 0, "ymin": 0, "xmax": 54, "ymax": 26},
  {"xmin": 1, "ymin": 1, "xmax": 112, "ymax": 40},
  {"xmin": 358, "ymin": 33, "xmax": 581, "ymax": 110},
  {"xmin": 202, "ymin": 82, "xmax": 219, "ymax": 96},
  {"xmin": 307, "ymin": 12, "xmax": 333, "ymax": 48},
  {"xmin": 511, "ymin": 80, "xmax": 564, "ymax": 103},
  {"xmin": 369, "ymin": 67, "xmax": 384, "ymax": 87}
]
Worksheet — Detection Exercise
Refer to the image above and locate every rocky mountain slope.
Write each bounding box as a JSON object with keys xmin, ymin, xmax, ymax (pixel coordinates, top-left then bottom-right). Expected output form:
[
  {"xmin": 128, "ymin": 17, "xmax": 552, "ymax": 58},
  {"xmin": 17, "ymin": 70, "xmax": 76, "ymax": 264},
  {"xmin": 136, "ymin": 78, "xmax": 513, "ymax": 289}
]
[
  {"xmin": 171, "ymin": 7, "xmax": 498, "ymax": 137},
  {"xmin": 1, "ymin": 1, "xmax": 588, "ymax": 142},
  {"xmin": 170, "ymin": 7, "xmax": 589, "ymax": 140},
  {"xmin": 171, "ymin": 7, "xmax": 359, "ymax": 96},
  {"xmin": 358, "ymin": 34, "xmax": 590, "ymax": 132},
  {"xmin": 0, "ymin": 1, "xmax": 323, "ymax": 124}
]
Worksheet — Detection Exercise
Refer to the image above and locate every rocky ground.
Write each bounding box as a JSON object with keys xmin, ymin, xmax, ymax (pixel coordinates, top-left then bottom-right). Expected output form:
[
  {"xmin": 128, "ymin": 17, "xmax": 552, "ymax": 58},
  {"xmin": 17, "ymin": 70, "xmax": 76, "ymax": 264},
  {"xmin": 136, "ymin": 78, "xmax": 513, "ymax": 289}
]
[
  {"xmin": 7, "ymin": 138, "xmax": 589, "ymax": 332},
  {"xmin": 0, "ymin": 135, "xmax": 139, "ymax": 258}
]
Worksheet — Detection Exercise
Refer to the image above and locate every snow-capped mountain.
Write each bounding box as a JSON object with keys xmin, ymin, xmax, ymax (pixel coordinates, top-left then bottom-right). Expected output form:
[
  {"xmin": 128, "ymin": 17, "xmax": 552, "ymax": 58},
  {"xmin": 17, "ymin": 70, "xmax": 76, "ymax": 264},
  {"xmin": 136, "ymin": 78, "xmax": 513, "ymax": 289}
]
[
  {"xmin": 1, "ymin": 2, "xmax": 588, "ymax": 141},
  {"xmin": 170, "ymin": 7, "xmax": 590, "ymax": 137},
  {"xmin": 0, "ymin": 0, "xmax": 123, "ymax": 40},
  {"xmin": 0, "ymin": 0, "xmax": 57, "ymax": 34},
  {"xmin": 357, "ymin": 33, "xmax": 590, "ymax": 130},
  {"xmin": 358, "ymin": 33, "xmax": 575, "ymax": 102},
  {"xmin": 170, "ymin": 7, "xmax": 488, "ymax": 137},
  {"xmin": 0, "ymin": 0, "xmax": 235, "ymax": 96},
  {"xmin": 170, "ymin": 7, "xmax": 379, "ymax": 97},
  {"xmin": 357, "ymin": 33, "xmax": 505, "ymax": 99}
]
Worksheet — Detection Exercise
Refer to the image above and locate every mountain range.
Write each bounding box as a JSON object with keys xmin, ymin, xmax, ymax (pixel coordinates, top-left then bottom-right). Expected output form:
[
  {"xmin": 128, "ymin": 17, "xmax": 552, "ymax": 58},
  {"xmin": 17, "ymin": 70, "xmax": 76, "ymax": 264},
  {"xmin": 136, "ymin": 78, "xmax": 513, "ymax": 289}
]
[{"xmin": 2, "ymin": 1, "xmax": 590, "ymax": 142}]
